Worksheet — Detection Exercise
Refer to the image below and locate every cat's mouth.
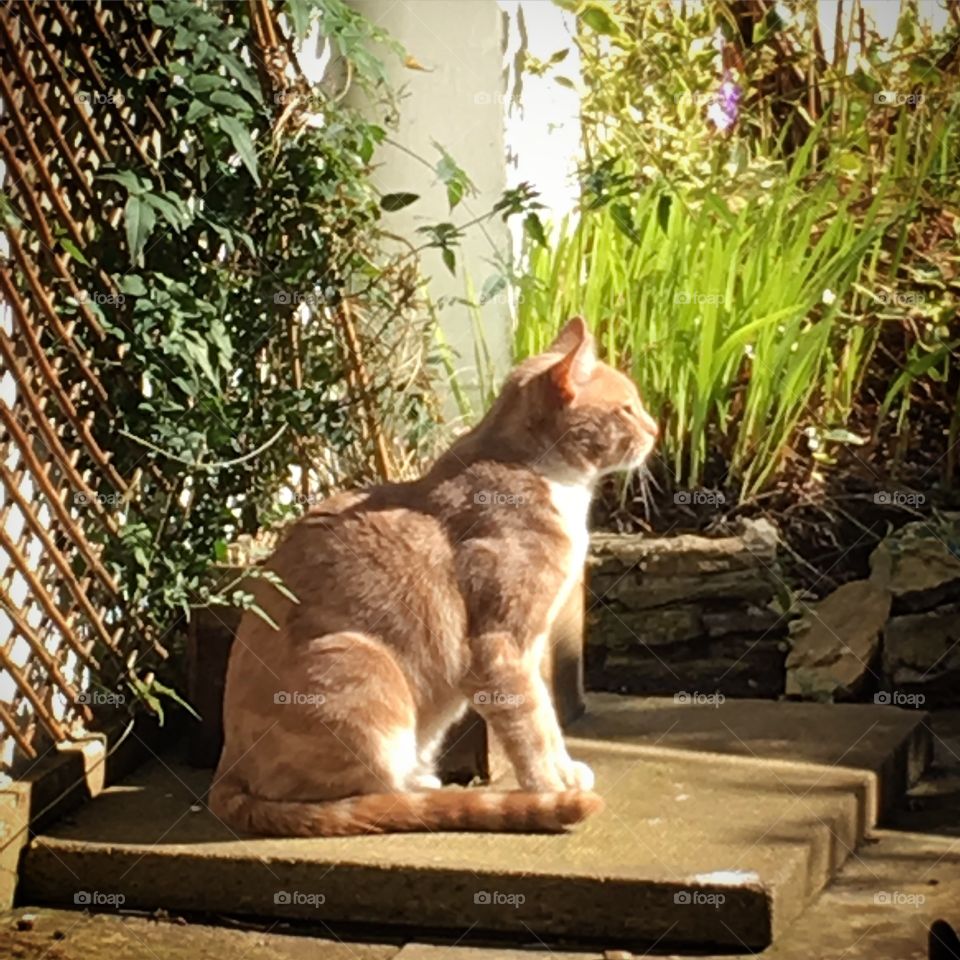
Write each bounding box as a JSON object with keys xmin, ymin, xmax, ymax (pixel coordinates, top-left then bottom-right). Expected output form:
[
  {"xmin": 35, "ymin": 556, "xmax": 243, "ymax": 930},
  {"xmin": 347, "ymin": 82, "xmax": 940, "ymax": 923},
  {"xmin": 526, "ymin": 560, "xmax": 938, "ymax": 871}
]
[
  {"xmin": 603, "ymin": 439, "xmax": 654, "ymax": 476},
  {"xmin": 628, "ymin": 432, "xmax": 657, "ymax": 470}
]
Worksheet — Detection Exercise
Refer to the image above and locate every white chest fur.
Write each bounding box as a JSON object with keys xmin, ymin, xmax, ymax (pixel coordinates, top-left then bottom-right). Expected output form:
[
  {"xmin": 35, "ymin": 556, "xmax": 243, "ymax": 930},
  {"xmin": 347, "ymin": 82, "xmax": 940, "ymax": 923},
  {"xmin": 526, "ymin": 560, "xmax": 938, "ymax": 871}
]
[
  {"xmin": 548, "ymin": 480, "xmax": 592, "ymax": 562},
  {"xmin": 545, "ymin": 480, "xmax": 592, "ymax": 624}
]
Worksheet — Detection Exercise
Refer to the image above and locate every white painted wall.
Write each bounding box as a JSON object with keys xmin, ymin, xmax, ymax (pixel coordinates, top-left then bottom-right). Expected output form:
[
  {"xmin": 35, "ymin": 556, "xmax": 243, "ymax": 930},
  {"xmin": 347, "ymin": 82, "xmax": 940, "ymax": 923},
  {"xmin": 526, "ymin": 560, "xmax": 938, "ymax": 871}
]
[
  {"xmin": 501, "ymin": 0, "xmax": 581, "ymax": 232},
  {"xmin": 333, "ymin": 0, "xmax": 514, "ymax": 414}
]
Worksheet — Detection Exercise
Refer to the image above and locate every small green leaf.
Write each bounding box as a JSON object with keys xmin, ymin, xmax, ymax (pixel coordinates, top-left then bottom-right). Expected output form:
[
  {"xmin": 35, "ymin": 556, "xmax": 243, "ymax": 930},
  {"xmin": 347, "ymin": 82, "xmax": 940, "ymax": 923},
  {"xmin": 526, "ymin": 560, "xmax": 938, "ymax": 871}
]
[
  {"xmin": 249, "ymin": 602, "xmax": 279, "ymax": 630},
  {"xmin": 822, "ymin": 428, "xmax": 868, "ymax": 445},
  {"xmin": 256, "ymin": 568, "xmax": 300, "ymax": 604},
  {"xmin": 851, "ymin": 64, "xmax": 881, "ymax": 95},
  {"xmin": 284, "ymin": 0, "xmax": 310, "ymax": 37},
  {"xmin": 217, "ymin": 115, "xmax": 260, "ymax": 185},
  {"xmin": 446, "ymin": 178, "xmax": 464, "ymax": 210},
  {"xmin": 149, "ymin": 679, "xmax": 201, "ymax": 721},
  {"xmin": 380, "ymin": 192, "xmax": 420, "ymax": 212},
  {"xmin": 124, "ymin": 195, "xmax": 156, "ymax": 266},
  {"xmin": 148, "ymin": 3, "xmax": 171, "ymax": 26},
  {"xmin": 217, "ymin": 51, "xmax": 263, "ymax": 104},
  {"xmin": 580, "ymin": 3, "xmax": 620, "ymax": 36},
  {"xmin": 190, "ymin": 74, "xmax": 228, "ymax": 94},
  {"xmin": 119, "ymin": 274, "xmax": 148, "ymax": 296},
  {"xmin": 434, "ymin": 144, "xmax": 473, "ymax": 210},
  {"xmin": 185, "ymin": 99, "xmax": 209, "ymax": 124},
  {"xmin": 210, "ymin": 89, "xmax": 253, "ymax": 113},
  {"xmin": 60, "ymin": 237, "xmax": 90, "ymax": 265},
  {"xmin": 836, "ymin": 151, "xmax": 863, "ymax": 174},
  {"xmin": 612, "ymin": 202, "xmax": 640, "ymax": 242},
  {"xmin": 480, "ymin": 273, "xmax": 507, "ymax": 304},
  {"xmin": 753, "ymin": 7, "xmax": 784, "ymax": 42},
  {"xmin": 143, "ymin": 192, "xmax": 185, "ymax": 231},
  {"xmin": 524, "ymin": 212, "xmax": 547, "ymax": 247},
  {"xmin": 100, "ymin": 170, "xmax": 147, "ymax": 194},
  {"xmin": 657, "ymin": 193, "xmax": 672, "ymax": 233},
  {"xmin": 442, "ymin": 246, "xmax": 456, "ymax": 275}
]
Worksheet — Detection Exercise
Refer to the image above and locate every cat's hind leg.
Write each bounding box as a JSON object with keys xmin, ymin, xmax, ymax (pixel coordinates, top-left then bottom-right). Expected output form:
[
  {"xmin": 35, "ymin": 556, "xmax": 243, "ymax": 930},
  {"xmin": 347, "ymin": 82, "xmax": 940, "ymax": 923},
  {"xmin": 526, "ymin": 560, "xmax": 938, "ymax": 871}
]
[
  {"xmin": 252, "ymin": 631, "xmax": 424, "ymax": 800},
  {"xmin": 410, "ymin": 697, "xmax": 468, "ymax": 789}
]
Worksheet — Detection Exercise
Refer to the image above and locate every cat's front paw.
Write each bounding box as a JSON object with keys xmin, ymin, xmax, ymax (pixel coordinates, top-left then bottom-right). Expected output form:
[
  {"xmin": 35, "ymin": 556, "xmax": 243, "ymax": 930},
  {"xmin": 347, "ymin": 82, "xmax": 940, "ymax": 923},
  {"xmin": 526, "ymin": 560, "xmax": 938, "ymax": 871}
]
[
  {"xmin": 558, "ymin": 759, "xmax": 595, "ymax": 791},
  {"xmin": 407, "ymin": 771, "xmax": 443, "ymax": 791}
]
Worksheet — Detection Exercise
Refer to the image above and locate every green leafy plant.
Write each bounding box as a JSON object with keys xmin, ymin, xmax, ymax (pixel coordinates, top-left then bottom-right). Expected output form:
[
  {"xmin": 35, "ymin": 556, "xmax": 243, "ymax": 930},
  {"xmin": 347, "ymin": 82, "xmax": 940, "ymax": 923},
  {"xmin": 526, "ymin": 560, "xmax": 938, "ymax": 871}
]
[
  {"xmin": 33, "ymin": 0, "xmax": 546, "ymax": 718},
  {"xmin": 512, "ymin": 0, "xmax": 960, "ymax": 510}
]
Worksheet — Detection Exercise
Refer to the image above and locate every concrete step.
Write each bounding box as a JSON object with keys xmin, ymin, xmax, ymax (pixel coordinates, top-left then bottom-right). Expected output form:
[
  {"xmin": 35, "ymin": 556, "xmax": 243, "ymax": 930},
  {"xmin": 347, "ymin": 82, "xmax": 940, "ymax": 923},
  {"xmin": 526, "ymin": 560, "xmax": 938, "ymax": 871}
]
[
  {"xmin": 17, "ymin": 694, "xmax": 930, "ymax": 953},
  {"xmin": 392, "ymin": 827, "xmax": 960, "ymax": 959},
  {"xmin": 0, "ymin": 906, "xmax": 399, "ymax": 960},
  {"xmin": 7, "ymin": 822, "xmax": 957, "ymax": 960}
]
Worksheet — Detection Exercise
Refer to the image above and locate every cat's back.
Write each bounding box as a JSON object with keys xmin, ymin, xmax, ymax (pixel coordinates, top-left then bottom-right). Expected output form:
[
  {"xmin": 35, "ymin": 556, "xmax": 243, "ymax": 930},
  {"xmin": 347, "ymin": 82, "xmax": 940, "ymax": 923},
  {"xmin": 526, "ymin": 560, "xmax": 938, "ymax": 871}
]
[
  {"xmin": 233, "ymin": 479, "xmax": 462, "ymax": 655},
  {"xmin": 273, "ymin": 480, "xmax": 448, "ymax": 577}
]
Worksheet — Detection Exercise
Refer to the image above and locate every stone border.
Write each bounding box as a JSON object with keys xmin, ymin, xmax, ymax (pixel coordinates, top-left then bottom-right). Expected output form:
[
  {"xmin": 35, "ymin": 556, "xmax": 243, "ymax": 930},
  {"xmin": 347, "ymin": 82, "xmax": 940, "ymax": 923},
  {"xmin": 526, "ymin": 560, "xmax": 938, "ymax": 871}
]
[{"xmin": 585, "ymin": 519, "xmax": 792, "ymax": 699}]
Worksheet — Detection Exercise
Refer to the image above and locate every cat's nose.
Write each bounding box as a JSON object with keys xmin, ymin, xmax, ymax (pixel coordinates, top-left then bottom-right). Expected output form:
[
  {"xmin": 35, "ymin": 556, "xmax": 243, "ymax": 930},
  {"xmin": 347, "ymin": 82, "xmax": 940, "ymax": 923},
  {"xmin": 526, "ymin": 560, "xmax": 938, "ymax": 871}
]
[{"xmin": 641, "ymin": 412, "xmax": 659, "ymax": 438}]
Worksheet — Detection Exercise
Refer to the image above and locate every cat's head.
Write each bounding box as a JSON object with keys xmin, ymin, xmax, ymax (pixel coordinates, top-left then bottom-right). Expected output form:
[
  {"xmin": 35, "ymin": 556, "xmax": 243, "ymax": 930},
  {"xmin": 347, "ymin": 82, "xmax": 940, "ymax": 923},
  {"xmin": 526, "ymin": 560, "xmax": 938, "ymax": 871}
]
[{"xmin": 495, "ymin": 316, "xmax": 658, "ymax": 483}]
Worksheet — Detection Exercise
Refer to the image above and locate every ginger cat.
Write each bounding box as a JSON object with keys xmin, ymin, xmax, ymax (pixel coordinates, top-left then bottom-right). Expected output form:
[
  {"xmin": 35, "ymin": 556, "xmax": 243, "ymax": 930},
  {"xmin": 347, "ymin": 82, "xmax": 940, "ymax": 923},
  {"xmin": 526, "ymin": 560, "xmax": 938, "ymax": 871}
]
[{"xmin": 209, "ymin": 317, "xmax": 658, "ymax": 836}]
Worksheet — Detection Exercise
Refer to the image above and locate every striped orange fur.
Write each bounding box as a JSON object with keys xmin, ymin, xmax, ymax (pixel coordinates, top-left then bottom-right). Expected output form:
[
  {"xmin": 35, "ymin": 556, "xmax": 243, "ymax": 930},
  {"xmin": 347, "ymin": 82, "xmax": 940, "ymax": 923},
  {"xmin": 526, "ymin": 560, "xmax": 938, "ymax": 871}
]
[{"xmin": 210, "ymin": 317, "xmax": 656, "ymax": 837}]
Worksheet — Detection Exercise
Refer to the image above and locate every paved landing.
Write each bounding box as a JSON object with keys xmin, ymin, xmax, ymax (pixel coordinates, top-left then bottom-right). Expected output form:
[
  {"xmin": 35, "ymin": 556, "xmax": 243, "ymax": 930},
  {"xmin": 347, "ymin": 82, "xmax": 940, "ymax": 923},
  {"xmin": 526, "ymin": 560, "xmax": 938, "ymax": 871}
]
[{"xmin": 18, "ymin": 694, "xmax": 930, "ymax": 952}]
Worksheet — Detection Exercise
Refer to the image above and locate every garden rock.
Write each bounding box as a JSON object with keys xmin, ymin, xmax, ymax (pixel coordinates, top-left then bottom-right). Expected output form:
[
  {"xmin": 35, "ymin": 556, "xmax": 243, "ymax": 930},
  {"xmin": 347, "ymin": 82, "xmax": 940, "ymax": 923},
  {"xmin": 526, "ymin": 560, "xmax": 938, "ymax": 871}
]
[
  {"xmin": 785, "ymin": 579, "xmax": 890, "ymax": 700},
  {"xmin": 883, "ymin": 603, "xmax": 960, "ymax": 707},
  {"xmin": 869, "ymin": 515, "xmax": 960, "ymax": 612}
]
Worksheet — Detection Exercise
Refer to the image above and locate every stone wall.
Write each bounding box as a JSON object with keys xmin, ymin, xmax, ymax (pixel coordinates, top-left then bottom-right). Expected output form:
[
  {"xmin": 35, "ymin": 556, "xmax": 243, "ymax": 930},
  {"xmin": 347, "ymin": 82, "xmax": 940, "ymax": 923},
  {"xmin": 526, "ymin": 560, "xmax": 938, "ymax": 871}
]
[
  {"xmin": 876, "ymin": 518, "xmax": 960, "ymax": 707},
  {"xmin": 786, "ymin": 515, "xmax": 960, "ymax": 707},
  {"xmin": 585, "ymin": 519, "xmax": 790, "ymax": 698}
]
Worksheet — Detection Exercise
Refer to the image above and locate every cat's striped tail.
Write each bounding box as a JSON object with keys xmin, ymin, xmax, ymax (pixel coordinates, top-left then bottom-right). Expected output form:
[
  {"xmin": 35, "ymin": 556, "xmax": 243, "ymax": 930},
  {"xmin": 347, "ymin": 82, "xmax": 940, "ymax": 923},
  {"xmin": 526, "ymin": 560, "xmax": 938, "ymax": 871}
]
[{"xmin": 209, "ymin": 774, "xmax": 603, "ymax": 836}]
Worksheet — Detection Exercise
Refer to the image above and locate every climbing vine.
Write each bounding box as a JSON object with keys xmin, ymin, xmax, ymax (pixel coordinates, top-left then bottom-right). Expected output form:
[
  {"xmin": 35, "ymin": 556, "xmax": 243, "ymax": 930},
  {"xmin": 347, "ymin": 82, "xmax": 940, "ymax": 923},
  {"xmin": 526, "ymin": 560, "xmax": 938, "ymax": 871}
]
[{"xmin": 51, "ymin": 0, "xmax": 540, "ymax": 715}]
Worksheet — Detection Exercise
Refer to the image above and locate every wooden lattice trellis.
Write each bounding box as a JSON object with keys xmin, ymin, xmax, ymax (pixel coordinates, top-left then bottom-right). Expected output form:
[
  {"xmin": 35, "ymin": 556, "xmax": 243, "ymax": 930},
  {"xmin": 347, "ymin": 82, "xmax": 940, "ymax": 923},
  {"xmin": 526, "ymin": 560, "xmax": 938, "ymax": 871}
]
[{"xmin": 0, "ymin": 0, "xmax": 294, "ymax": 774}]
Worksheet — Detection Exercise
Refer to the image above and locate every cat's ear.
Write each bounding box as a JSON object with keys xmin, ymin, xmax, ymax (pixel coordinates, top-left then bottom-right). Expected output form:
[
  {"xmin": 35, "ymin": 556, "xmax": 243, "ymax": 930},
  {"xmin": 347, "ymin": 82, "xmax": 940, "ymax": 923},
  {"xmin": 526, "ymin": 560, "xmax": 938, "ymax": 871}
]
[
  {"xmin": 547, "ymin": 315, "xmax": 593, "ymax": 355},
  {"xmin": 547, "ymin": 316, "xmax": 595, "ymax": 403}
]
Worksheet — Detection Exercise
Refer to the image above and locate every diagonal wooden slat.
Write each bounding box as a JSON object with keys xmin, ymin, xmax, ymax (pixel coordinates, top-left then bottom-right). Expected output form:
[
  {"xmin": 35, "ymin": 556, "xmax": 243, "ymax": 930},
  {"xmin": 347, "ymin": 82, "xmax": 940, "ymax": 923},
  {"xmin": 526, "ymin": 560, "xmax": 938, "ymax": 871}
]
[{"xmin": 0, "ymin": 0, "xmax": 296, "ymax": 774}]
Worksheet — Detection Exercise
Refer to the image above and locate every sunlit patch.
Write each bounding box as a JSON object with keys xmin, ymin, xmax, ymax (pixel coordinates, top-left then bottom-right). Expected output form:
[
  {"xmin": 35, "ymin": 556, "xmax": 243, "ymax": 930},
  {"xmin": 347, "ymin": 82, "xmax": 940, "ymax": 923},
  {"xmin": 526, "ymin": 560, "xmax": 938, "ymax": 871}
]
[{"xmin": 694, "ymin": 870, "xmax": 761, "ymax": 886}]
